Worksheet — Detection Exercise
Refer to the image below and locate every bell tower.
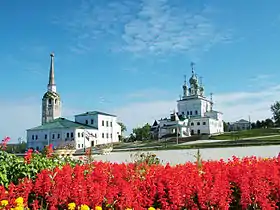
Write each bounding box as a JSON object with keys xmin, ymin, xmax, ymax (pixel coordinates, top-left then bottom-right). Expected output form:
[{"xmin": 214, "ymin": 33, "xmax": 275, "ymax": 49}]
[{"xmin": 41, "ymin": 53, "xmax": 61, "ymax": 125}]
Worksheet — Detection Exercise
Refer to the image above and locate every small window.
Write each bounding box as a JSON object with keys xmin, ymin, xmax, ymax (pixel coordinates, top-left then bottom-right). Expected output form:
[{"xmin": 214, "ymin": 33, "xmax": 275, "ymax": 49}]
[
  {"xmin": 32, "ymin": 135, "xmax": 34, "ymax": 140},
  {"xmin": 195, "ymin": 110, "xmax": 198, "ymax": 115},
  {"xmin": 190, "ymin": 111, "xmax": 193, "ymax": 115},
  {"xmin": 110, "ymin": 133, "xmax": 112, "ymax": 138},
  {"xmin": 91, "ymin": 119, "xmax": 94, "ymax": 124},
  {"xmin": 191, "ymin": 122, "xmax": 194, "ymax": 126},
  {"xmin": 44, "ymin": 134, "xmax": 47, "ymax": 139},
  {"xmin": 78, "ymin": 144, "xmax": 80, "ymax": 148},
  {"xmin": 106, "ymin": 133, "xmax": 109, "ymax": 138},
  {"xmin": 182, "ymin": 111, "xmax": 184, "ymax": 115},
  {"xmin": 102, "ymin": 133, "xmax": 104, "ymax": 138},
  {"xmin": 187, "ymin": 111, "xmax": 189, "ymax": 115},
  {"xmin": 81, "ymin": 144, "xmax": 84, "ymax": 148},
  {"xmin": 57, "ymin": 134, "xmax": 60, "ymax": 138},
  {"xmin": 203, "ymin": 122, "xmax": 206, "ymax": 125},
  {"xmin": 48, "ymin": 99, "xmax": 52, "ymax": 104},
  {"xmin": 197, "ymin": 122, "xmax": 200, "ymax": 126},
  {"xmin": 81, "ymin": 132, "xmax": 84, "ymax": 137},
  {"xmin": 85, "ymin": 120, "xmax": 88, "ymax": 124},
  {"xmin": 106, "ymin": 121, "xmax": 109, "ymax": 127},
  {"xmin": 52, "ymin": 134, "xmax": 55, "ymax": 139},
  {"xmin": 35, "ymin": 135, "xmax": 38, "ymax": 140},
  {"xmin": 191, "ymin": 130, "xmax": 194, "ymax": 135},
  {"xmin": 67, "ymin": 133, "xmax": 69, "ymax": 138},
  {"xmin": 110, "ymin": 122, "xmax": 112, "ymax": 127},
  {"xmin": 71, "ymin": 132, "xmax": 73, "ymax": 138},
  {"xmin": 78, "ymin": 132, "xmax": 80, "ymax": 137},
  {"xmin": 91, "ymin": 141, "xmax": 94, "ymax": 147},
  {"xmin": 197, "ymin": 129, "xmax": 201, "ymax": 134},
  {"xmin": 102, "ymin": 120, "xmax": 104, "ymax": 126}
]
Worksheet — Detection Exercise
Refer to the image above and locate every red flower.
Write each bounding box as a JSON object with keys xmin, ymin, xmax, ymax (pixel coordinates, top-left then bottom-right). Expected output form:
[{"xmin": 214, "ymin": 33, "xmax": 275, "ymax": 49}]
[{"xmin": 24, "ymin": 149, "xmax": 33, "ymax": 164}]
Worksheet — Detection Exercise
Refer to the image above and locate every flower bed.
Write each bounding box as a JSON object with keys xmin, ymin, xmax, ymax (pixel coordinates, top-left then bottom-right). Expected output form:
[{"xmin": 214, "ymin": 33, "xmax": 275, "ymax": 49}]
[{"xmin": 0, "ymin": 156, "xmax": 280, "ymax": 209}]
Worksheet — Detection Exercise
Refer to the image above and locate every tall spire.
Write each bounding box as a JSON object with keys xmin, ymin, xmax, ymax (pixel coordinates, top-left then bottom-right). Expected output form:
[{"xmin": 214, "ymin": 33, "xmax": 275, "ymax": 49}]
[
  {"xmin": 47, "ymin": 52, "xmax": 56, "ymax": 92},
  {"xmin": 190, "ymin": 62, "xmax": 195, "ymax": 74}
]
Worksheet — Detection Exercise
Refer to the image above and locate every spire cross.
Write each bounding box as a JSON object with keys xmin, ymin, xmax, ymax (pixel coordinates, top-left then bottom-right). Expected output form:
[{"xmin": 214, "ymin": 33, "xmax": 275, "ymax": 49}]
[{"xmin": 190, "ymin": 62, "xmax": 195, "ymax": 73}]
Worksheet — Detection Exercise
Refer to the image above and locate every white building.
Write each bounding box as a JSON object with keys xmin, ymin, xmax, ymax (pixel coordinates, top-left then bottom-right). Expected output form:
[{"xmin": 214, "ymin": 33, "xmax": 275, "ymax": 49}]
[
  {"xmin": 229, "ymin": 119, "xmax": 251, "ymax": 131},
  {"xmin": 152, "ymin": 63, "xmax": 224, "ymax": 139},
  {"xmin": 27, "ymin": 53, "xmax": 121, "ymax": 151}
]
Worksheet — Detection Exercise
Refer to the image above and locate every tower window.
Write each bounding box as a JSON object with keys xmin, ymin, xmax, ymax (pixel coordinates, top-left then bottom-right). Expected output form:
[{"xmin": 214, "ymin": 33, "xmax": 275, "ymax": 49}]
[
  {"xmin": 66, "ymin": 133, "xmax": 69, "ymax": 138},
  {"xmin": 106, "ymin": 121, "xmax": 109, "ymax": 127},
  {"xmin": 78, "ymin": 132, "xmax": 80, "ymax": 137},
  {"xmin": 35, "ymin": 135, "xmax": 38, "ymax": 140},
  {"xmin": 102, "ymin": 120, "xmax": 104, "ymax": 126},
  {"xmin": 45, "ymin": 134, "xmax": 47, "ymax": 139},
  {"xmin": 110, "ymin": 122, "xmax": 112, "ymax": 127},
  {"xmin": 197, "ymin": 122, "xmax": 200, "ymax": 126},
  {"xmin": 48, "ymin": 99, "xmax": 52, "ymax": 104},
  {"xmin": 55, "ymin": 99, "xmax": 57, "ymax": 104},
  {"xmin": 52, "ymin": 134, "xmax": 55, "ymax": 139},
  {"xmin": 190, "ymin": 111, "xmax": 193, "ymax": 115},
  {"xmin": 57, "ymin": 134, "xmax": 60, "ymax": 138},
  {"xmin": 32, "ymin": 135, "xmax": 34, "ymax": 140},
  {"xmin": 187, "ymin": 111, "xmax": 189, "ymax": 115}
]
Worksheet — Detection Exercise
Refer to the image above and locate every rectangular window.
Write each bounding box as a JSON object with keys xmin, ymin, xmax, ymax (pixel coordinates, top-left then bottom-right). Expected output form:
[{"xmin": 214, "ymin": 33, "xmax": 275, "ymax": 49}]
[
  {"xmin": 32, "ymin": 135, "xmax": 34, "ymax": 140},
  {"xmin": 190, "ymin": 111, "xmax": 193, "ymax": 115},
  {"xmin": 106, "ymin": 133, "xmax": 109, "ymax": 138},
  {"xmin": 67, "ymin": 133, "xmax": 69, "ymax": 138},
  {"xmin": 44, "ymin": 134, "xmax": 47, "ymax": 139},
  {"xmin": 81, "ymin": 144, "xmax": 84, "ymax": 148},
  {"xmin": 78, "ymin": 132, "xmax": 80, "ymax": 137},
  {"xmin": 106, "ymin": 121, "xmax": 109, "ymax": 127},
  {"xmin": 102, "ymin": 120, "xmax": 104, "ymax": 126},
  {"xmin": 35, "ymin": 135, "xmax": 38, "ymax": 140},
  {"xmin": 91, "ymin": 141, "xmax": 94, "ymax": 147},
  {"xmin": 110, "ymin": 133, "xmax": 112, "ymax": 138},
  {"xmin": 85, "ymin": 120, "xmax": 88, "ymax": 124},
  {"xmin": 81, "ymin": 132, "xmax": 84, "ymax": 137},
  {"xmin": 102, "ymin": 133, "xmax": 104, "ymax": 138},
  {"xmin": 78, "ymin": 144, "xmax": 80, "ymax": 148},
  {"xmin": 110, "ymin": 122, "xmax": 112, "ymax": 127},
  {"xmin": 91, "ymin": 119, "xmax": 94, "ymax": 124},
  {"xmin": 71, "ymin": 132, "xmax": 73, "ymax": 138},
  {"xmin": 52, "ymin": 134, "xmax": 55, "ymax": 139},
  {"xmin": 57, "ymin": 134, "xmax": 60, "ymax": 139}
]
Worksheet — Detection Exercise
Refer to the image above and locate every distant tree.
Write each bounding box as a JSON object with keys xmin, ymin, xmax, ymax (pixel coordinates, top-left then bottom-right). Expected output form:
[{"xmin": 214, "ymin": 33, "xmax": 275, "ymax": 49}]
[
  {"xmin": 261, "ymin": 120, "xmax": 266, "ymax": 128},
  {"xmin": 223, "ymin": 121, "xmax": 229, "ymax": 132},
  {"xmin": 256, "ymin": 120, "xmax": 262, "ymax": 128},
  {"xmin": 117, "ymin": 122, "xmax": 127, "ymax": 133},
  {"xmin": 251, "ymin": 122, "xmax": 256, "ymax": 129},
  {"xmin": 132, "ymin": 123, "xmax": 152, "ymax": 141},
  {"xmin": 271, "ymin": 101, "xmax": 280, "ymax": 127},
  {"xmin": 265, "ymin": 118, "xmax": 274, "ymax": 128}
]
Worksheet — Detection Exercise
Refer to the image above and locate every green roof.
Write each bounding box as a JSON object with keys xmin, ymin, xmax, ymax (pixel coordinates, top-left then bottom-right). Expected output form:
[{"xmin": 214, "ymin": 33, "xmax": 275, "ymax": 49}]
[
  {"xmin": 75, "ymin": 111, "xmax": 116, "ymax": 117},
  {"xmin": 42, "ymin": 91, "xmax": 60, "ymax": 99},
  {"xmin": 27, "ymin": 118, "xmax": 97, "ymax": 131}
]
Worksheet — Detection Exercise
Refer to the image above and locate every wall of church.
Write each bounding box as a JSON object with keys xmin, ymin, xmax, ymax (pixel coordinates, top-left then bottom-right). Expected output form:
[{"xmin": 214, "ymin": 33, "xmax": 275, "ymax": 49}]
[
  {"xmin": 75, "ymin": 115, "xmax": 98, "ymax": 127},
  {"xmin": 188, "ymin": 118, "xmax": 224, "ymax": 135},
  {"xmin": 42, "ymin": 97, "xmax": 61, "ymax": 124}
]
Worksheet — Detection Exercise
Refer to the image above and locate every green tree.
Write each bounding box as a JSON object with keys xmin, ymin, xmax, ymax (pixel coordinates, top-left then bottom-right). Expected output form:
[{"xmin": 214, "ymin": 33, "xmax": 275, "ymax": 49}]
[
  {"xmin": 256, "ymin": 120, "xmax": 262, "ymax": 128},
  {"xmin": 265, "ymin": 118, "xmax": 274, "ymax": 128},
  {"xmin": 271, "ymin": 101, "xmax": 280, "ymax": 126},
  {"xmin": 223, "ymin": 121, "xmax": 229, "ymax": 132},
  {"xmin": 132, "ymin": 123, "xmax": 152, "ymax": 141},
  {"xmin": 117, "ymin": 122, "xmax": 127, "ymax": 133}
]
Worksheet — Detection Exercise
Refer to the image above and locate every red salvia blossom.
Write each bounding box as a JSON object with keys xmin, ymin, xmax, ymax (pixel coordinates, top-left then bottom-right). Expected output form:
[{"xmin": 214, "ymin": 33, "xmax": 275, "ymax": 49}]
[
  {"xmin": 24, "ymin": 149, "xmax": 33, "ymax": 164},
  {"xmin": 46, "ymin": 144, "xmax": 53, "ymax": 158},
  {"xmin": 0, "ymin": 136, "xmax": 11, "ymax": 150},
  {"xmin": 1, "ymin": 156, "xmax": 280, "ymax": 209}
]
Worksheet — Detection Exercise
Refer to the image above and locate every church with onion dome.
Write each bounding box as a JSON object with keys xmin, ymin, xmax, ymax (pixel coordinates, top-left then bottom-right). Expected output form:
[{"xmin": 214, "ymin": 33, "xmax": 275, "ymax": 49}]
[{"xmin": 151, "ymin": 63, "xmax": 224, "ymax": 140}]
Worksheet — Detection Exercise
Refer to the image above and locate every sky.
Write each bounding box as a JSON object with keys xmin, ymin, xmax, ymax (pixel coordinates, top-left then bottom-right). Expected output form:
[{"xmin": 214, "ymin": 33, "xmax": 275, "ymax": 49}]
[{"xmin": 1, "ymin": 0, "xmax": 280, "ymax": 142}]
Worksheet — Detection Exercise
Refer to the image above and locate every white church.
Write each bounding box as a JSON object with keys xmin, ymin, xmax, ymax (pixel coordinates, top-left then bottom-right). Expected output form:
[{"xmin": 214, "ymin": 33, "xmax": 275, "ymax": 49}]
[
  {"xmin": 151, "ymin": 63, "xmax": 224, "ymax": 139},
  {"xmin": 26, "ymin": 53, "xmax": 121, "ymax": 151}
]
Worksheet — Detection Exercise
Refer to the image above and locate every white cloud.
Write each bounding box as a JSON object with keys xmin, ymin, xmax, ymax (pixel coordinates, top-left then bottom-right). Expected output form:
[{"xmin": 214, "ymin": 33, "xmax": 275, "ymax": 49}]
[
  {"xmin": 121, "ymin": 0, "xmax": 232, "ymax": 58},
  {"xmin": 54, "ymin": 0, "xmax": 233, "ymax": 58}
]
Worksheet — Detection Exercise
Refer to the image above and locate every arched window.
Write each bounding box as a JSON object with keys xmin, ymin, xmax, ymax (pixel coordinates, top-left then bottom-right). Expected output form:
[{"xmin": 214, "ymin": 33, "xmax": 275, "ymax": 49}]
[{"xmin": 48, "ymin": 99, "xmax": 52, "ymax": 104}]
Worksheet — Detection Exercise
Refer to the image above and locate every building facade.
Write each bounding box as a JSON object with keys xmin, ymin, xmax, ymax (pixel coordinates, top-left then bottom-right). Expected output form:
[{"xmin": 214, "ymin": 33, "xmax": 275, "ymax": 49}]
[
  {"xmin": 228, "ymin": 119, "xmax": 251, "ymax": 131},
  {"xmin": 27, "ymin": 53, "xmax": 121, "ymax": 151},
  {"xmin": 152, "ymin": 63, "xmax": 224, "ymax": 139}
]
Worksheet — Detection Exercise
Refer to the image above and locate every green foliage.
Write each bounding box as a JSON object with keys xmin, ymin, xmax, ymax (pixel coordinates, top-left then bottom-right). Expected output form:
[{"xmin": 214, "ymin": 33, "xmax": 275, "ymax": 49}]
[
  {"xmin": 5, "ymin": 142, "xmax": 27, "ymax": 153},
  {"xmin": 0, "ymin": 151, "xmax": 81, "ymax": 188},
  {"xmin": 131, "ymin": 123, "xmax": 152, "ymax": 141},
  {"xmin": 271, "ymin": 101, "xmax": 280, "ymax": 126},
  {"xmin": 117, "ymin": 122, "xmax": 127, "ymax": 133},
  {"xmin": 131, "ymin": 152, "xmax": 161, "ymax": 165}
]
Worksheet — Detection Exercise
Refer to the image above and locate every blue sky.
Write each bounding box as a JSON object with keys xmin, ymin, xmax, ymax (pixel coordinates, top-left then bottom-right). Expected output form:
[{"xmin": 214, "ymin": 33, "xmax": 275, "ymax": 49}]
[{"xmin": 1, "ymin": 0, "xmax": 280, "ymax": 142}]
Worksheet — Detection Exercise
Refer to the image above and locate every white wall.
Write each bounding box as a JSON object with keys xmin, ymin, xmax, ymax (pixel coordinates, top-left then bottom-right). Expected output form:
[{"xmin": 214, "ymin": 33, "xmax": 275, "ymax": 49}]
[
  {"xmin": 97, "ymin": 114, "xmax": 121, "ymax": 144},
  {"xmin": 27, "ymin": 128, "xmax": 76, "ymax": 151},
  {"xmin": 75, "ymin": 115, "xmax": 98, "ymax": 128}
]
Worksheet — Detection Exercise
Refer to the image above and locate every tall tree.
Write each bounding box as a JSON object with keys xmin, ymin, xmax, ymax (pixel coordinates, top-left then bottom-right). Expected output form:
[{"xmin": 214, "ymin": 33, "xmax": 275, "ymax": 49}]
[
  {"xmin": 271, "ymin": 101, "xmax": 280, "ymax": 126},
  {"xmin": 256, "ymin": 120, "xmax": 262, "ymax": 128},
  {"xmin": 265, "ymin": 118, "xmax": 274, "ymax": 128},
  {"xmin": 132, "ymin": 123, "xmax": 152, "ymax": 141},
  {"xmin": 117, "ymin": 122, "xmax": 127, "ymax": 133}
]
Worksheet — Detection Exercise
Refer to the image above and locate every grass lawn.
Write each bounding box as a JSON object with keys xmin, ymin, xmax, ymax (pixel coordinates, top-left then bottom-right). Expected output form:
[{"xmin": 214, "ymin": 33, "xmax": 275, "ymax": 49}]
[{"xmin": 210, "ymin": 128, "xmax": 280, "ymax": 140}]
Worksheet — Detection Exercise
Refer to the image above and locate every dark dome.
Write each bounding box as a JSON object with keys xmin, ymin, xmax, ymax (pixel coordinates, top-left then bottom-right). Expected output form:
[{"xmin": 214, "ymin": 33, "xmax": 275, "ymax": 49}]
[{"xmin": 42, "ymin": 91, "xmax": 60, "ymax": 99}]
